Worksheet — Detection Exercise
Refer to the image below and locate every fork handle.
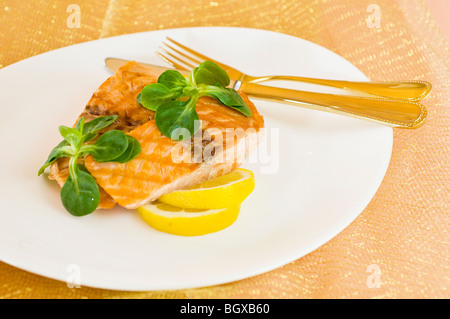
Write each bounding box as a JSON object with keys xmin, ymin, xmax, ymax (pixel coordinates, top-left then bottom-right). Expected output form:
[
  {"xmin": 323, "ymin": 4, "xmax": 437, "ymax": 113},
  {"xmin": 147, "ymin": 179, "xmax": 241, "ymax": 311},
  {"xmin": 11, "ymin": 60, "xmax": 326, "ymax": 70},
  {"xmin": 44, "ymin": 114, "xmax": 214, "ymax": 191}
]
[
  {"xmin": 245, "ymin": 75, "xmax": 431, "ymax": 101},
  {"xmin": 239, "ymin": 82, "xmax": 427, "ymax": 128}
]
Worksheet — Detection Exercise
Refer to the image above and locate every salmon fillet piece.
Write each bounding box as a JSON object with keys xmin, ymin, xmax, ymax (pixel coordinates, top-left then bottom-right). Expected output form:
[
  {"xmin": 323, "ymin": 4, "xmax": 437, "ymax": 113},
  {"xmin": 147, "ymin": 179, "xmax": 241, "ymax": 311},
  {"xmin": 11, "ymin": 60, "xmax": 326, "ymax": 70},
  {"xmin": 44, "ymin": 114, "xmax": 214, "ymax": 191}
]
[{"xmin": 50, "ymin": 61, "xmax": 264, "ymax": 209}]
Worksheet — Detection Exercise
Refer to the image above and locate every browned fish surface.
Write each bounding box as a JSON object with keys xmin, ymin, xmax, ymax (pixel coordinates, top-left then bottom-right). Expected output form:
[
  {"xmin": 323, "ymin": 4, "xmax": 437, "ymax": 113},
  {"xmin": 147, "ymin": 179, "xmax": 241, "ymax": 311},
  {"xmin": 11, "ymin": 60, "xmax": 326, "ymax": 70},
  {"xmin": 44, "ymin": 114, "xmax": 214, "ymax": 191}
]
[{"xmin": 50, "ymin": 61, "xmax": 264, "ymax": 209}]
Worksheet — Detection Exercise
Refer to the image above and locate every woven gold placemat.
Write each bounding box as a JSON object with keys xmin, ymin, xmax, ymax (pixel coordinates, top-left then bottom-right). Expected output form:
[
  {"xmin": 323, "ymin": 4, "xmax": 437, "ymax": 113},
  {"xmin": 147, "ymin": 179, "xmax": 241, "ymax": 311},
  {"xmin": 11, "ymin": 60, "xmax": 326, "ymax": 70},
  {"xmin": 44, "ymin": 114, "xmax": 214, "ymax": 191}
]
[{"xmin": 0, "ymin": 0, "xmax": 448, "ymax": 298}]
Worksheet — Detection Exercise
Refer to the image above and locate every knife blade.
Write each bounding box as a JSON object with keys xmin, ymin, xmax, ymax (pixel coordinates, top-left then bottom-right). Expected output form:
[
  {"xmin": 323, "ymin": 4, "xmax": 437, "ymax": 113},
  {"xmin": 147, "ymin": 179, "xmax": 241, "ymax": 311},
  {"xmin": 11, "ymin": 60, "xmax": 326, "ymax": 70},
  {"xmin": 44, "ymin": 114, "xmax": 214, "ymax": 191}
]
[
  {"xmin": 105, "ymin": 57, "xmax": 190, "ymax": 76},
  {"xmin": 104, "ymin": 57, "xmax": 318, "ymax": 97}
]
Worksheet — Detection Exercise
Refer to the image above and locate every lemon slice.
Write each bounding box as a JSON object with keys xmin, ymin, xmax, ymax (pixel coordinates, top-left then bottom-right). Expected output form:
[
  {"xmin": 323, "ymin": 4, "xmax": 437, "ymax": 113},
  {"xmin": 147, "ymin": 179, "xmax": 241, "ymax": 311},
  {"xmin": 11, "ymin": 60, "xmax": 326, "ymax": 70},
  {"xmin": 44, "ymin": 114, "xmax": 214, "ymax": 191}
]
[
  {"xmin": 138, "ymin": 201, "xmax": 241, "ymax": 236},
  {"xmin": 159, "ymin": 168, "xmax": 255, "ymax": 209}
]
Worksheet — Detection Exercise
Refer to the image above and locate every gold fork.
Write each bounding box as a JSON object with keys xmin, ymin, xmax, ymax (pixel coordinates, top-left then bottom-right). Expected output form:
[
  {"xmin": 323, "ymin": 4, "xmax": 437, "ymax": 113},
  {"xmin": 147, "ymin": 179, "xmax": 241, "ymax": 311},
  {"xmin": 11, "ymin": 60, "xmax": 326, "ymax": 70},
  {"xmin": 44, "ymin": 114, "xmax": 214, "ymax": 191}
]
[
  {"xmin": 156, "ymin": 37, "xmax": 430, "ymax": 129},
  {"xmin": 159, "ymin": 37, "xmax": 431, "ymax": 101}
]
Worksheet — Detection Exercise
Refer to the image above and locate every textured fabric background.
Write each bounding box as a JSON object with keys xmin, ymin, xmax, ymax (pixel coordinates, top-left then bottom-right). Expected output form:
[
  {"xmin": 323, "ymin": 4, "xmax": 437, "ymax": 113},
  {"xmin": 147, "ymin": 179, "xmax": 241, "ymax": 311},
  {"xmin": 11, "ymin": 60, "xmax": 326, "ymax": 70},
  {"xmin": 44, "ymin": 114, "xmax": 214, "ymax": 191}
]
[{"xmin": 0, "ymin": 0, "xmax": 448, "ymax": 298}]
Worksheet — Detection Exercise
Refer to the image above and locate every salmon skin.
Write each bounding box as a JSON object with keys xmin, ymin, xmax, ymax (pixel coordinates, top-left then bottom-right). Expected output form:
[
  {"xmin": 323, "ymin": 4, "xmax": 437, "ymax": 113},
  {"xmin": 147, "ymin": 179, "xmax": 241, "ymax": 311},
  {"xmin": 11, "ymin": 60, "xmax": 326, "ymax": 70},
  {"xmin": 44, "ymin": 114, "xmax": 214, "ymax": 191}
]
[{"xmin": 50, "ymin": 61, "xmax": 264, "ymax": 209}]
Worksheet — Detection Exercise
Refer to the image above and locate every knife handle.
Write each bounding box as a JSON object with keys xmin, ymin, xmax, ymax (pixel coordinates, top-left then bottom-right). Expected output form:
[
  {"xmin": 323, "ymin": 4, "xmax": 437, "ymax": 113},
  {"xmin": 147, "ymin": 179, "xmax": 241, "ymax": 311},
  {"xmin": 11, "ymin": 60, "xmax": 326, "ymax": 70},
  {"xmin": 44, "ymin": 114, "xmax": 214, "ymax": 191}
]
[{"xmin": 239, "ymin": 82, "xmax": 427, "ymax": 128}]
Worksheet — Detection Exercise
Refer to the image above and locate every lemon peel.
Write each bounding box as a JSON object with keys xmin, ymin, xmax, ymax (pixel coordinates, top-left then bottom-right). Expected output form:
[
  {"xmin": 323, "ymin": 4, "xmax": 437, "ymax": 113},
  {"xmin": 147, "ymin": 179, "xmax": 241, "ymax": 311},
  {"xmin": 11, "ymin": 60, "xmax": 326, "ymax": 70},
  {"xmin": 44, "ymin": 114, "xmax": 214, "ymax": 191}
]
[{"xmin": 138, "ymin": 202, "xmax": 241, "ymax": 236}]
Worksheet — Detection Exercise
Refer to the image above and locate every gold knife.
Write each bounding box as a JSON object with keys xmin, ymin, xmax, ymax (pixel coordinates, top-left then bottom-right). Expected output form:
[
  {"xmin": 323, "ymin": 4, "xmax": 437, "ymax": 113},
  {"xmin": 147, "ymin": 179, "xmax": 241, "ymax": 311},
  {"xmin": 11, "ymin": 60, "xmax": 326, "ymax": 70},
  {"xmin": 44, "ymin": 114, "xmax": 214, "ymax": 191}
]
[{"xmin": 104, "ymin": 57, "xmax": 427, "ymax": 128}]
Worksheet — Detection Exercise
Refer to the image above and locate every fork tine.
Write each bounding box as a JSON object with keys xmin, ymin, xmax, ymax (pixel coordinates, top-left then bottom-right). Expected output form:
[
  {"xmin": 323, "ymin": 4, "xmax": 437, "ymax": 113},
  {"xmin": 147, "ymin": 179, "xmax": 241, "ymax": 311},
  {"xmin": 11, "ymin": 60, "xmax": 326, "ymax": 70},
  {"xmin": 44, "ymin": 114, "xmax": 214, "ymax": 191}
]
[
  {"xmin": 155, "ymin": 51, "xmax": 190, "ymax": 72},
  {"xmin": 158, "ymin": 46, "xmax": 198, "ymax": 70},
  {"xmin": 162, "ymin": 42, "xmax": 203, "ymax": 65},
  {"xmin": 165, "ymin": 37, "xmax": 231, "ymax": 72},
  {"xmin": 158, "ymin": 48, "xmax": 196, "ymax": 71}
]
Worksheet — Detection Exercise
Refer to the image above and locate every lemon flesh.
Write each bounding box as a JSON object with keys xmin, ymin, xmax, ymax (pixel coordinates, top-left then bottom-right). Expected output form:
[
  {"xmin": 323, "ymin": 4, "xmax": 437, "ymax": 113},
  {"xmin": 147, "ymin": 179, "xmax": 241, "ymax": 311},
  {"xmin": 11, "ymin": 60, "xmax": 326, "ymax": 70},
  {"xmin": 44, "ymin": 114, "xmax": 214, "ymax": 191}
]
[
  {"xmin": 159, "ymin": 168, "xmax": 255, "ymax": 209},
  {"xmin": 138, "ymin": 201, "xmax": 241, "ymax": 236}
]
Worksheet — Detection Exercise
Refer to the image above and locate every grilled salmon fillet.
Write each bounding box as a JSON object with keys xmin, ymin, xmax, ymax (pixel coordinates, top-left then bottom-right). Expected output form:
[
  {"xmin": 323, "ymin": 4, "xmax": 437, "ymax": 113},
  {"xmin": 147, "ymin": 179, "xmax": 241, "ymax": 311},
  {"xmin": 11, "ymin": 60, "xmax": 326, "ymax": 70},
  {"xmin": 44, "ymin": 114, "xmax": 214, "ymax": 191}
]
[{"xmin": 50, "ymin": 61, "xmax": 264, "ymax": 209}]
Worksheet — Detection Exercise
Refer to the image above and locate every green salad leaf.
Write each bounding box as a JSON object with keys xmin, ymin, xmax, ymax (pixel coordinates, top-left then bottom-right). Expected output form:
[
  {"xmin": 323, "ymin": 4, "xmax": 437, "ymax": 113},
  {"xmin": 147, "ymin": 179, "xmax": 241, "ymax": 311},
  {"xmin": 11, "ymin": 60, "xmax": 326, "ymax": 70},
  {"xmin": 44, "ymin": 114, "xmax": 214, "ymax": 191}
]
[
  {"xmin": 83, "ymin": 130, "xmax": 129, "ymax": 162},
  {"xmin": 112, "ymin": 135, "xmax": 142, "ymax": 163},
  {"xmin": 202, "ymin": 86, "xmax": 251, "ymax": 116},
  {"xmin": 154, "ymin": 99, "xmax": 200, "ymax": 140},
  {"xmin": 38, "ymin": 115, "xmax": 141, "ymax": 216},
  {"xmin": 193, "ymin": 60, "xmax": 230, "ymax": 87},
  {"xmin": 139, "ymin": 83, "xmax": 180, "ymax": 111},
  {"xmin": 81, "ymin": 115, "xmax": 117, "ymax": 134},
  {"xmin": 137, "ymin": 61, "xmax": 251, "ymax": 140},
  {"xmin": 158, "ymin": 69, "xmax": 190, "ymax": 89},
  {"xmin": 61, "ymin": 161, "xmax": 100, "ymax": 216},
  {"xmin": 37, "ymin": 140, "xmax": 72, "ymax": 176}
]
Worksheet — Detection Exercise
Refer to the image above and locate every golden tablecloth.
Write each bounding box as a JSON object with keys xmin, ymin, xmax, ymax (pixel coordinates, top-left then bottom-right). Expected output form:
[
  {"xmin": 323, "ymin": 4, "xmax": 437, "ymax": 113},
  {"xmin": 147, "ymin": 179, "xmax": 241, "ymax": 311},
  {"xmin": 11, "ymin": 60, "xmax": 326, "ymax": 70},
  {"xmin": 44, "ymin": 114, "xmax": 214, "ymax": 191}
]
[{"xmin": 0, "ymin": 0, "xmax": 448, "ymax": 299}]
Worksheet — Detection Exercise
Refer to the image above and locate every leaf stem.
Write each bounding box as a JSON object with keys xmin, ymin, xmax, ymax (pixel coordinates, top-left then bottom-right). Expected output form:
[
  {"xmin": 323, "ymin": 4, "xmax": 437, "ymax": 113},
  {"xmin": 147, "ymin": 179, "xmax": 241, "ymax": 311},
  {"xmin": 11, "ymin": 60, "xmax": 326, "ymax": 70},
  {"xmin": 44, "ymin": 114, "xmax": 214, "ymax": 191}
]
[{"xmin": 68, "ymin": 154, "xmax": 80, "ymax": 192}]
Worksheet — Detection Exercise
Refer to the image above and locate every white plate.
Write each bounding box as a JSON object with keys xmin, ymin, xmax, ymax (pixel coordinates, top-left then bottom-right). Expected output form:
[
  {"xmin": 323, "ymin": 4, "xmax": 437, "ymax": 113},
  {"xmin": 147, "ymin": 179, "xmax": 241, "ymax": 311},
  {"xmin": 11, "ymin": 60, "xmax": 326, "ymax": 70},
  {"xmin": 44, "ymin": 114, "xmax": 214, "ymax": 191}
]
[{"xmin": 0, "ymin": 27, "xmax": 392, "ymax": 291}]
